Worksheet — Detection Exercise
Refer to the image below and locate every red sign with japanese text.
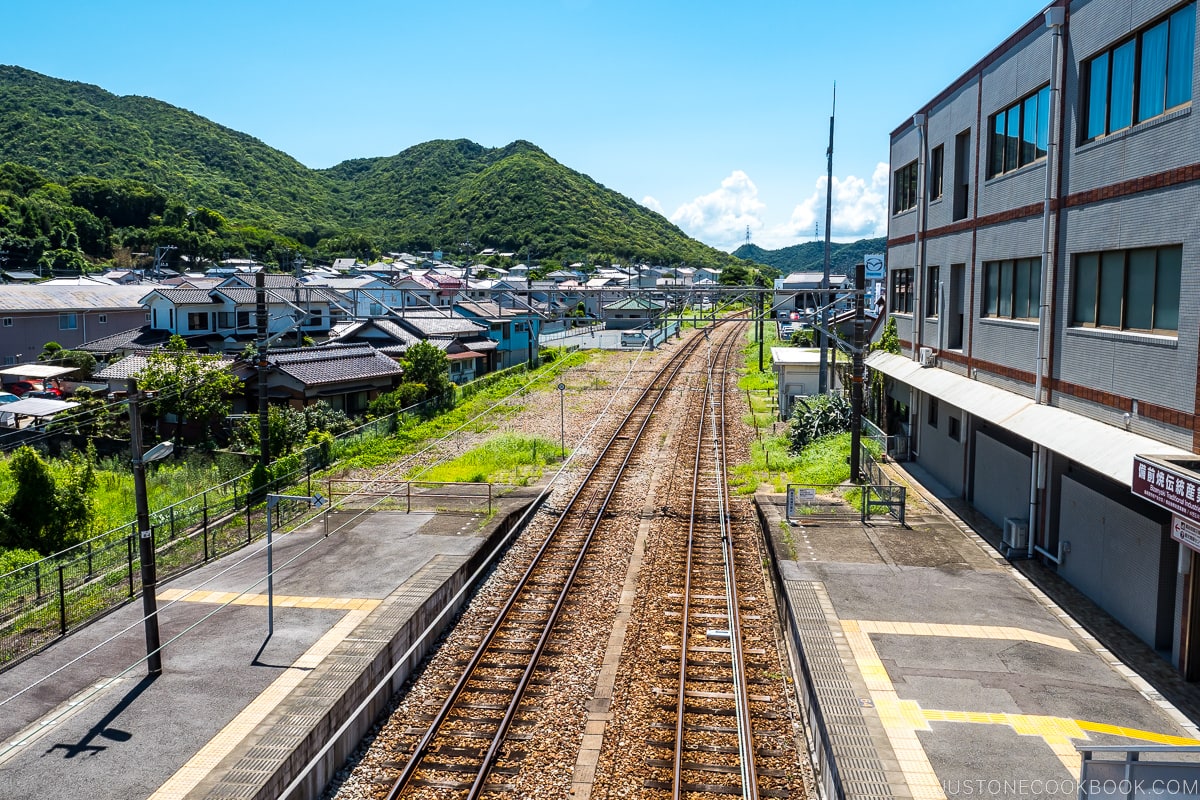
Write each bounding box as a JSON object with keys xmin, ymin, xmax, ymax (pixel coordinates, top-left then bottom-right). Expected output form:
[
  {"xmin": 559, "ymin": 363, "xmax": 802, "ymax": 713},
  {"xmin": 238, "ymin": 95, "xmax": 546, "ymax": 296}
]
[{"xmin": 1132, "ymin": 455, "xmax": 1200, "ymax": 525}]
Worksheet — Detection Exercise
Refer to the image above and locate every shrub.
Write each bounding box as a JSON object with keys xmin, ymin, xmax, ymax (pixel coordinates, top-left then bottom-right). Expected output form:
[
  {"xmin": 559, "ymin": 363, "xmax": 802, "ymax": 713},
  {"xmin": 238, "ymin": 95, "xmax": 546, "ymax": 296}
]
[{"xmin": 788, "ymin": 394, "xmax": 852, "ymax": 453}]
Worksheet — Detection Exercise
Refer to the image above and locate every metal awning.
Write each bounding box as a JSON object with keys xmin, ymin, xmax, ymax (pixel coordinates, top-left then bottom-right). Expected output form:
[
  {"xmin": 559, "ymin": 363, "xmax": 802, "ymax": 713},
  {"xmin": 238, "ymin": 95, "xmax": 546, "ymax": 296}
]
[
  {"xmin": 0, "ymin": 365, "xmax": 78, "ymax": 379},
  {"xmin": 866, "ymin": 351, "xmax": 1191, "ymax": 486},
  {"xmin": 2, "ymin": 397, "xmax": 80, "ymax": 417}
]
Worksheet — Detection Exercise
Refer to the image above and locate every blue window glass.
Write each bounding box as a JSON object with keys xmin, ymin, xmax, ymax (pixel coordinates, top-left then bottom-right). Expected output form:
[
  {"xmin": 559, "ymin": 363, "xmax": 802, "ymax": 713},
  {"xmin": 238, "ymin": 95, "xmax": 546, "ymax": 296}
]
[
  {"xmin": 1167, "ymin": 4, "xmax": 1196, "ymax": 109},
  {"xmin": 1139, "ymin": 21, "xmax": 1169, "ymax": 121},
  {"xmin": 1110, "ymin": 40, "xmax": 1136, "ymax": 131},
  {"xmin": 1005, "ymin": 103, "xmax": 1020, "ymax": 171},
  {"xmin": 1022, "ymin": 94, "xmax": 1039, "ymax": 165},
  {"xmin": 1036, "ymin": 85, "xmax": 1050, "ymax": 157},
  {"xmin": 1087, "ymin": 52, "xmax": 1110, "ymax": 138}
]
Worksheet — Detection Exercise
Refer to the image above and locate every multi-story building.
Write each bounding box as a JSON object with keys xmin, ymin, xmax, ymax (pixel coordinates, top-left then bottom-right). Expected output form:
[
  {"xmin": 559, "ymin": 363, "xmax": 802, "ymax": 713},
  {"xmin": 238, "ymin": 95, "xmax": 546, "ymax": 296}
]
[{"xmin": 873, "ymin": 0, "xmax": 1200, "ymax": 675}]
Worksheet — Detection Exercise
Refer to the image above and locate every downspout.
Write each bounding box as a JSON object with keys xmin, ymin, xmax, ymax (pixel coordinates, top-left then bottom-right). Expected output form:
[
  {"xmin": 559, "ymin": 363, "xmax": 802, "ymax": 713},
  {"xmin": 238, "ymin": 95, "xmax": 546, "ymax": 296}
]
[
  {"xmin": 912, "ymin": 113, "xmax": 927, "ymax": 359},
  {"xmin": 1028, "ymin": 5, "xmax": 1065, "ymax": 559}
]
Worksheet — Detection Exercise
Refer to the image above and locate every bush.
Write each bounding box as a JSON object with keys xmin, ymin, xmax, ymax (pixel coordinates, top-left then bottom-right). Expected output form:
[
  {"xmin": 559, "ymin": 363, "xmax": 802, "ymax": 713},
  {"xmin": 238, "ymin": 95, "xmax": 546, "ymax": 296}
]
[{"xmin": 788, "ymin": 394, "xmax": 852, "ymax": 453}]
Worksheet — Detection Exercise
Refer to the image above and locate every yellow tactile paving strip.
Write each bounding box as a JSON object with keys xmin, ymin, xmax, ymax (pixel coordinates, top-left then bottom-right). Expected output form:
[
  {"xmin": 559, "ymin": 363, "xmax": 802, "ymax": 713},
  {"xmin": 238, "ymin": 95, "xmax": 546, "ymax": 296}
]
[
  {"xmin": 841, "ymin": 619, "xmax": 1200, "ymax": 800},
  {"xmin": 158, "ymin": 588, "xmax": 381, "ymax": 612},
  {"xmin": 148, "ymin": 592, "xmax": 378, "ymax": 800},
  {"xmin": 852, "ymin": 619, "xmax": 1078, "ymax": 653}
]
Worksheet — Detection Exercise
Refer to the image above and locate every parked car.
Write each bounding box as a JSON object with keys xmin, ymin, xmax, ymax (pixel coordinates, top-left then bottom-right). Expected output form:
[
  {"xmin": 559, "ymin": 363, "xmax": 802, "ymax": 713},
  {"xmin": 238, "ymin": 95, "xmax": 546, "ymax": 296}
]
[
  {"xmin": 26, "ymin": 390, "xmax": 61, "ymax": 400},
  {"xmin": 0, "ymin": 391, "xmax": 18, "ymax": 404},
  {"xmin": 3, "ymin": 380, "xmax": 40, "ymax": 396}
]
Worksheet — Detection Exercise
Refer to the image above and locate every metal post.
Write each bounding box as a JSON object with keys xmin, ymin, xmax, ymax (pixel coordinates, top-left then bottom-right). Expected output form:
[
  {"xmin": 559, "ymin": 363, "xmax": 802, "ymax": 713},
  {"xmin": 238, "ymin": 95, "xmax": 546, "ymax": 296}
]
[
  {"xmin": 558, "ymin": 383, "xmax": 566, "ymax": 459},
  {"xmin": 58, "ymin": 565, "xmax": 66, "ymax": 635},
  {"xmin": 266, "ymin": 500, "xmax": 274, "ymax": 637},
  {"xmin": 850, "ymin": 262, "xmax": 866, "ymax": 484},
  {"xmin": 127, "ymin": 535, "xmax": 135, "ymax": 597},
  {"xmin": 128, "ymin": 377, "xmax": 162, "ymax": 676}
]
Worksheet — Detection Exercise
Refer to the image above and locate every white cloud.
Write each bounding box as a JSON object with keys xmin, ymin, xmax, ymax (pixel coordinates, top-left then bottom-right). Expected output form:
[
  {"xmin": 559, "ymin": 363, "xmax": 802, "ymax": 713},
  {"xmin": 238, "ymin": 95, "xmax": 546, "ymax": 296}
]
[
  {"xmin": 641, "ymin": 195, "xmax": 664, "ymax": 214},
  {"xmin": 668, "ymin": 170, "xmax": 765, "ymax": 251},
  {"xmin": 760, "ymin": 162, "xmax": 889, "ymax": 249}
]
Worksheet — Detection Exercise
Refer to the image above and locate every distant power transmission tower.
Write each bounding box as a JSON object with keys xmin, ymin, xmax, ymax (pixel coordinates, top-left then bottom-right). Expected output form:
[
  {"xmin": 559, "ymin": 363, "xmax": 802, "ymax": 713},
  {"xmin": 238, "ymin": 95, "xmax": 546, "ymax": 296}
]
[{"xmin": 745, "ymin": 225, "xmax": 751, "ymax": 246}]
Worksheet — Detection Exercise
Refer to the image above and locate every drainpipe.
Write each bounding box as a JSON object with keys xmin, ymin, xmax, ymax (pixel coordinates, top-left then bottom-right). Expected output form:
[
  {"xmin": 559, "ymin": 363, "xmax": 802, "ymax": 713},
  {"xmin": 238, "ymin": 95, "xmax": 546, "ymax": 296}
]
[
  {"xmin": 912, "ymin": 113, "xmax": 927, "ymax": 359},
  {"xmin": 1027, "ymin": 5, "xmax": 1065, "ymax": 559}
]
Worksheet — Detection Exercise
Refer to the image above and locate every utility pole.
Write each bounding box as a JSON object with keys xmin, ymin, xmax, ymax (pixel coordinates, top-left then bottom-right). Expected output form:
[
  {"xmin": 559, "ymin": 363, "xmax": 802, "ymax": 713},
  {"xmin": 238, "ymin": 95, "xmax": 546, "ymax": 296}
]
[
  {"xmin": 819, "ymin": 83, "xmax": 836, "ymax": 395},
  {"xmin": 849, "ymin": 261, "xmax": 865, "ymax": 483},
  {"xmin": 256, "ymin": 270, "xmax": 270, "ymax": 477},
  {"xmin": 128, "ymin": 378, "xmax": 162, "ymax": 676}
]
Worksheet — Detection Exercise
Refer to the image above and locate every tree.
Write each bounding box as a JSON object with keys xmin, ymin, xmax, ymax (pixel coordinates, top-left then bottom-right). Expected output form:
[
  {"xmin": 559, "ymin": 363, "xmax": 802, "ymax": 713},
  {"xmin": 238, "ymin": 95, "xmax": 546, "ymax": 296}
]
[
  {"xmin": 37, "ymin": 342, "xmax": 97, "ymax": 380},
  {"xmin": 0, "ymin": 446, "xmax": 95, "ymax": 554},
  {"xmin": 136, "ymin": 335, "xmax": 243, "ymax": 445},
  {"xmin": 403, "ymin": 341, "xmax": 452, "ymax": 401}
]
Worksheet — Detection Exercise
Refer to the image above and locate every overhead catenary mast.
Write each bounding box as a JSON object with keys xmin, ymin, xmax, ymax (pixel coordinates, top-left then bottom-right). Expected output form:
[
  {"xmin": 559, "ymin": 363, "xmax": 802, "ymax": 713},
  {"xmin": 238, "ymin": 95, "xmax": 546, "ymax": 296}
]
[{"xmin": 819, "ymin": 83, "xmax": 835, "ymax": 395}]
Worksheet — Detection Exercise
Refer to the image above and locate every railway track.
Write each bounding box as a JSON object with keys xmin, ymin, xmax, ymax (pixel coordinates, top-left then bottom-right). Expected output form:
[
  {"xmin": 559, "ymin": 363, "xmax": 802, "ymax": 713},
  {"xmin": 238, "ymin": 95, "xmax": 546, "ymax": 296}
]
[
  {"xmin": 333, "ymin": 319, "xmax": 812, "ymax": 800},
  {"xmin": 384, "ymin": 331, "xmax": 709, "ymax": 799}
]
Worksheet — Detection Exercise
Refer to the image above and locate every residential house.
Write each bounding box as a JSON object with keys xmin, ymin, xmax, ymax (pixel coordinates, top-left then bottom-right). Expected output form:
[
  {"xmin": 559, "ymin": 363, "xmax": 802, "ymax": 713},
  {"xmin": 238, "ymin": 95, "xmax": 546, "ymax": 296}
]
[
  {"xmin": 601, "ymin": 296, "xmax": 665, "ymax": 330},
  {"xmin": 454, "ymin": 301, "xmax": 542, "ymax": 369},
  {"xmin": 0, "ymin": 285, "xmax": 151, "ymax": 366},
  {"xmin": 242, "ymin": 343, "xmax": 404, "ymax": 414}
]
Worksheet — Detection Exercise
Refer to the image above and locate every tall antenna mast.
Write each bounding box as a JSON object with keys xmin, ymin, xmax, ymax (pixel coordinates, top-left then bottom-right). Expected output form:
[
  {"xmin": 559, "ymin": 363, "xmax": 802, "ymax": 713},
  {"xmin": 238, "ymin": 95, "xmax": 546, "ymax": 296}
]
[{"xmin": 819, "ymin": 83, "xmax": 836, "ymax": 394}]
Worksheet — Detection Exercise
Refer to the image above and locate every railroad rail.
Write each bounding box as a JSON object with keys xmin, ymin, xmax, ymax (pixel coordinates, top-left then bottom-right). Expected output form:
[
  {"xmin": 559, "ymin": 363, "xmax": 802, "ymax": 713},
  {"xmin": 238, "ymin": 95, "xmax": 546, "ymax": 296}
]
[{"xmin": 385, "ymin": 331, "xmax": 709, "ymax": 799}]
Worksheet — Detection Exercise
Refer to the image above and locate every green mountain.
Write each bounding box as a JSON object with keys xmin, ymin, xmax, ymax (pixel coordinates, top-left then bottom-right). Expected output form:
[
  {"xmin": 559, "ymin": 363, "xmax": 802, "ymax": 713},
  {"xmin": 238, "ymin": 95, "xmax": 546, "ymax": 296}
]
[
  {"xmin": 733, "ymin": 237, "xmax": 886, "ymax": 275},
  {"xmin": 0, "ymin": 65, "xmax": 745, "ymax": 270}
]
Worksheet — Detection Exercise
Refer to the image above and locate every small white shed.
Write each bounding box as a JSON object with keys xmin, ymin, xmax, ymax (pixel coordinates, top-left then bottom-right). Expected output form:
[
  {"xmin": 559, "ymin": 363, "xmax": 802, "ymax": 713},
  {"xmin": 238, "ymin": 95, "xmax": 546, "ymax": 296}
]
[{"xmin": 770, "ymin": 347, "xmax": 843, "ymax": 419}]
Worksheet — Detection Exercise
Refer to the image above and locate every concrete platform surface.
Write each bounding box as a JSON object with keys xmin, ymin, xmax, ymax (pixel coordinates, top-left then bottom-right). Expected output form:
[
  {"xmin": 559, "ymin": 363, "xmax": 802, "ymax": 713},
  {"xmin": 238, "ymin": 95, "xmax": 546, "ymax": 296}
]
[
  {"xmin": 0, "ymin": 495, "xmax": 530, "ymax": 800},
  {"xmin": 759, "ymin": 467, "xmax": 1200, "ymax": 800}
]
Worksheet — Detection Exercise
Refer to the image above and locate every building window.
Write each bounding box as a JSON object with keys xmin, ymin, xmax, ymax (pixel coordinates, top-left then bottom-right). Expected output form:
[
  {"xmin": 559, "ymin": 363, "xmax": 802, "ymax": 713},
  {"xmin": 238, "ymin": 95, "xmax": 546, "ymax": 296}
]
[
  {"xmin": 1, "ymin": 317, "xmax": 11, "ymax": 327},
  {"xmin": 948, "ymin": 415, "xmax": 961, "ymax": 442},
  {"xmin": 59, "ymin": 313, "xmax": 78, "ymax": 330},
  {"xmin": 218, "ymin": 311, "xmax": 235, "ymax": 329},
  {"xmin": 893, "ymin": 159, "xmax": 919, "ymax": 214},
  {"xmin": 238, "ymin": 311, "xmax": 251, "ymax": 330},
  {"xmin": 988, "ymin": 85, "xmax": 1051, "ymax": 177},
  {"xmin": 927, "ymin": 397, "xmax": 939, "ymax": 428},
  {"xmin": 983, "ymin": 258, "xmax": 1041, "ymax": 320},
  {"xmin": 929, "ymin": 144, "xmax": 944, "ymax": 200},
  {"xmin": 890, "ymin": 268, "xmax": 914, "ymax": 314},
  {"xmin": 98, "ymin": 314, "xmax": 107, "ymax": 324},
  {"xmin": 925, "ymin": 266, "xmax": 940, "ymax": 317},
  {"xmin": 1071, "ymin": 245, "xmax": 1181, "ymax": 333},
  {"xmin": 187, "ymin": 312, "xmax": 209, "ymax": 331},
  {"xmin": 953, "ymin": 129, "xmax": 971, "ymax": 221},
  {"xmin": 1084, "ymin": 3, "xmax": 1195, "ymax": 140}
]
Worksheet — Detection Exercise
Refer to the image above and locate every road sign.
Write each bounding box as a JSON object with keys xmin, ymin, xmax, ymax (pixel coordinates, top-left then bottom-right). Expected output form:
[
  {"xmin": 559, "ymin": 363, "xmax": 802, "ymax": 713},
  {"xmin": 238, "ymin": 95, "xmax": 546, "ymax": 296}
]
[
  {"xmin": 864, "ymin": 254, "xmax": 885, "ymax": 280},
  {"xmin": 1173, "ymin": 515, "xmax": 1200, "ymax": 553}
]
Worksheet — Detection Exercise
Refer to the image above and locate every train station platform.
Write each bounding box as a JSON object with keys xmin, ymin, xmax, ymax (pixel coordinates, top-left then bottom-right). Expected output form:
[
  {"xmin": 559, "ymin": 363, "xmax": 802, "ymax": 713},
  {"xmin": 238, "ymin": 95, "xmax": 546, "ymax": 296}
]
[
  {"xmin": 0, "ymin": 488, "xmax": 542, "ymax": 800},
  {"xmin": 757, "ymin": 465, "xmax": 1200, "ymax": 800}
]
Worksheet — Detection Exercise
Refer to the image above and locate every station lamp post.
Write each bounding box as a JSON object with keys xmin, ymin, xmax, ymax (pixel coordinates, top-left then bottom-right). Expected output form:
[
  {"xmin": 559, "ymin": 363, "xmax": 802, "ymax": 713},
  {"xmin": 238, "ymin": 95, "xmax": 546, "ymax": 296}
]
[{"xmin": 127, "ymin": 377, "xmax": 174, "ymax": 676}]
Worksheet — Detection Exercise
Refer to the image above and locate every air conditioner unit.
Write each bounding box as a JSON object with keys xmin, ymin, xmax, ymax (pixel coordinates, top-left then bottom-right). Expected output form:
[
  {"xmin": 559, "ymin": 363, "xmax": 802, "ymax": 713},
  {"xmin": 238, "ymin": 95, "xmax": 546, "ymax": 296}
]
[
  {"xmin": 919, "ymin": 347, "xmax": 936, "ymax": 367},
  {"xmin": 1003, "ymin": 518, "xmax": 1029, "ymax": 551}
]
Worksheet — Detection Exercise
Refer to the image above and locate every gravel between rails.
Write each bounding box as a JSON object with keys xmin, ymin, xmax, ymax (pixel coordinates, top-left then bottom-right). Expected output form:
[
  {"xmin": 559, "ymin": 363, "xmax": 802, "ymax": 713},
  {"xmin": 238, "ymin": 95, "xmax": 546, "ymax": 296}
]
[{"xmin": 325, "ymin": 329, "xmax": 815, "ymax": 799}]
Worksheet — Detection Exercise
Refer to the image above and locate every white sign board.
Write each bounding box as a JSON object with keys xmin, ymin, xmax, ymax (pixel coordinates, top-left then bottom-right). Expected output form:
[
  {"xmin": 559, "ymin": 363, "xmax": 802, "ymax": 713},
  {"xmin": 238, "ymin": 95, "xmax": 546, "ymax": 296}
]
[
  {"xmin": 1172, "ymin": 515, "xmax": 1200, "ymax": 554},
  {"xmin": 864, "ymin": 254, "xmax": 886, "ymax": 280},
  {"xmin": 786, "ymin": 486, "xmax": 817, "ymax": 519}
]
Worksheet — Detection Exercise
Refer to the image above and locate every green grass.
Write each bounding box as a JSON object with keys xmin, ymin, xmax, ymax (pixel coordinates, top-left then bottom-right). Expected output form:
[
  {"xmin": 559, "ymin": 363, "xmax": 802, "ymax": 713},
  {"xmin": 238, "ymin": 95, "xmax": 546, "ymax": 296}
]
[
  {"xmin": 731, "ymin": 431, "xmax": 859, "ymax": 495},
  {"xmin": 739, "ymin": 320, "xmax": 783, "ymax": 391},
  {"xmin": 412, "ymin": 433, "xmax": 565, "ymax": 485}
]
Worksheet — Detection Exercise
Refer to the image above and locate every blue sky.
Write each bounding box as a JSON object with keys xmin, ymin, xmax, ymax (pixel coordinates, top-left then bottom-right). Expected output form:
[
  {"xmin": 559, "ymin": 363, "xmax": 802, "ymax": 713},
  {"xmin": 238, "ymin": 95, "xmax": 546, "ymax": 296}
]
[{"xmin": 2, "ymin": 0, "xmax": 1047, "ymax": 252}]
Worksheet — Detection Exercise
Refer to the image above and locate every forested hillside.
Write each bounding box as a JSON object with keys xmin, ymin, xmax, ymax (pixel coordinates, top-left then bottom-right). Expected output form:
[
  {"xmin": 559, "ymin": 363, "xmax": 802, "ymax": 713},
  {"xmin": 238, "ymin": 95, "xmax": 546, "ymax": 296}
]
[
  {"xmin": 0, "ymin": 65, "xmax": 749, "ymax": 272},
  {"xmin": 733, "ymin": 237, "xmax": 886, "ymax": 275}
]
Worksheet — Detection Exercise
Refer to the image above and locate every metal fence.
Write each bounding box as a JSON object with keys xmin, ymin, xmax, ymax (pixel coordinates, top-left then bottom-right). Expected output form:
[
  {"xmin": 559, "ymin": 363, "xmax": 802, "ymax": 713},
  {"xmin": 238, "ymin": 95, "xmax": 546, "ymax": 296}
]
[
  {"xmin": 859, "ymin": 444, "xmax": 907, "ymax": 525},
  {"xmin": 0, "ymin": 356, "xmax": 578, "ymax": 668},
  {"xmin": 0, "ymin": 454, "xmax": 324, "ymax": 667}
]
